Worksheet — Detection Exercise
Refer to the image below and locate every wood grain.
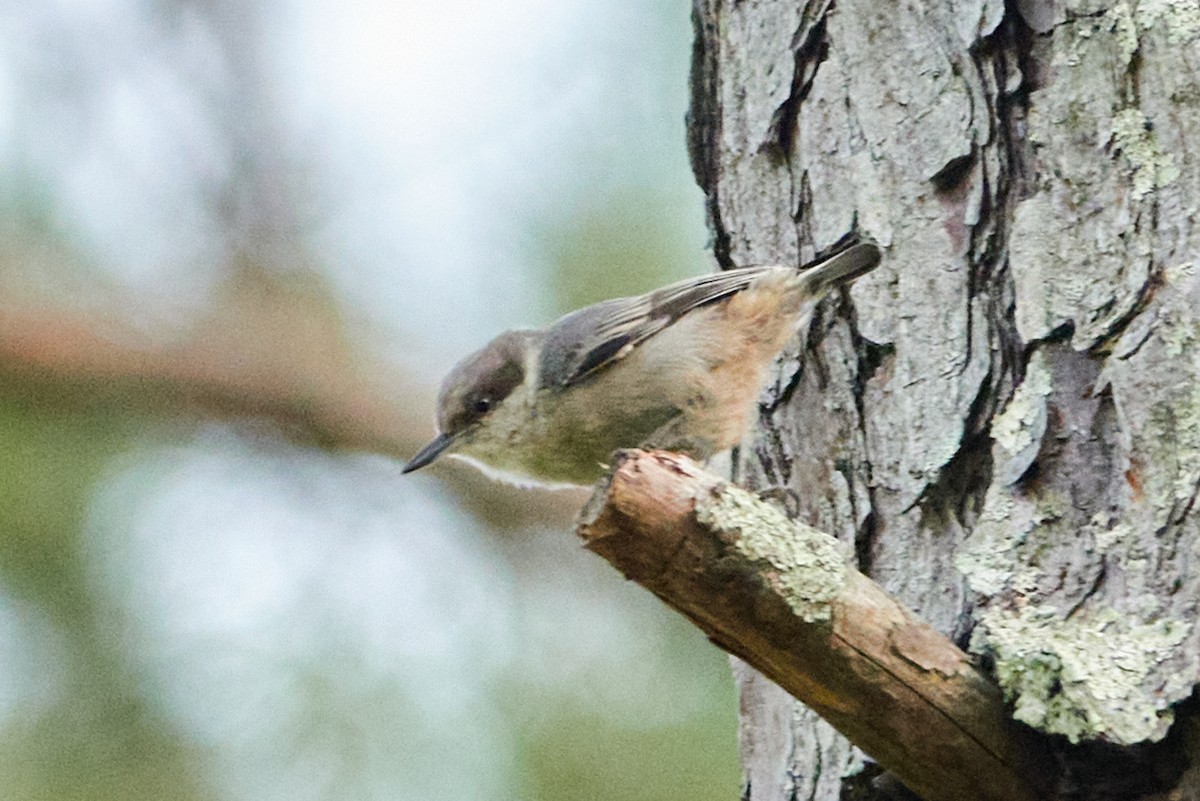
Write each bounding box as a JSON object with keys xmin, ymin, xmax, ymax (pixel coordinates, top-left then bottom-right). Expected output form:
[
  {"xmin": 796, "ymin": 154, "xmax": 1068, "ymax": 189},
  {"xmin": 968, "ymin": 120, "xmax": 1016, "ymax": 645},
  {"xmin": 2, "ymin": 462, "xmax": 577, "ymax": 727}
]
[{"xmin": 578, "ymin": 450, "xmax": 1054, "ymax": 801}]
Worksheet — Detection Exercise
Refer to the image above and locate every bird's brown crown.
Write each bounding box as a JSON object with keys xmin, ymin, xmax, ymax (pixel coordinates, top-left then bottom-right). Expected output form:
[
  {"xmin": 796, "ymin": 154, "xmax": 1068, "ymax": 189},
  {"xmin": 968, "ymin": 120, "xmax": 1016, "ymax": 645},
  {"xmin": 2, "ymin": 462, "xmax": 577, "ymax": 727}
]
[{"xmin": 436, "ymin": 330, "xmax": 533, "ymax": 436}]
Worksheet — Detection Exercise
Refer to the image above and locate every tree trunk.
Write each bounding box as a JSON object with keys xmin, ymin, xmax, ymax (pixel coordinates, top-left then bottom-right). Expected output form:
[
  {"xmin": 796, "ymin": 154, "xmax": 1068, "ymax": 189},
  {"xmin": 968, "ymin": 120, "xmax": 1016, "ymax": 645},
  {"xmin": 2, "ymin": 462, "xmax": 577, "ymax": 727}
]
[{"xmin": 686, "ymin": 0, "xmax": 1200, "ymax": 798}]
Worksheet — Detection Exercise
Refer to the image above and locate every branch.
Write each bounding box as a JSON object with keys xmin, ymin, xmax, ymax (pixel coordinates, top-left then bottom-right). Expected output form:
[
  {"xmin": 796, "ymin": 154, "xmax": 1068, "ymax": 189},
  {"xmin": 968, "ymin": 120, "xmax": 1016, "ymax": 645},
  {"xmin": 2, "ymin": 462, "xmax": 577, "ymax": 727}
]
[
  {"xmin": 577, "ymin": 450, "xmax": 1055, "ymax": 801},
  {"xmin": 0, "ymin": 284, "xmax": 583, "ymax": 529},
  {"xmin": 0, "ymin": 298, "xmax": 424, "ymax": 459}
]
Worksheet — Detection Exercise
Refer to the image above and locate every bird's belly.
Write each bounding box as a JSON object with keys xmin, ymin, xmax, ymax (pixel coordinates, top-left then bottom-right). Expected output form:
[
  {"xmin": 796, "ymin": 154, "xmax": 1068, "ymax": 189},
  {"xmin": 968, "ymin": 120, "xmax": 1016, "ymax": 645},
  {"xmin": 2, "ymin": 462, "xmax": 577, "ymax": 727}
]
[{"xmin": 521, "ymin": 396, "xmax": 683, "ymax": 485}]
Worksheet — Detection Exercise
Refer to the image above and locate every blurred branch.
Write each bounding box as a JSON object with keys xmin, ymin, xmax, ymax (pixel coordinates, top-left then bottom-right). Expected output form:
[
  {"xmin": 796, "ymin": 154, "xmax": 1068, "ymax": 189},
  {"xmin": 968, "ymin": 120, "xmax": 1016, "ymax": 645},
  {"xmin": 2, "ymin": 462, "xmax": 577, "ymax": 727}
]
[
  {"xmin": 0, "ymin": 269, "xmax": 425, "ymax": 459},
  {"xmin": 0, "ymin": 265, "xmax": 584, "ymax": 530},
  {"xmin": 578, "ymin": 450, "xmax": 1054, "ymax": 801}
]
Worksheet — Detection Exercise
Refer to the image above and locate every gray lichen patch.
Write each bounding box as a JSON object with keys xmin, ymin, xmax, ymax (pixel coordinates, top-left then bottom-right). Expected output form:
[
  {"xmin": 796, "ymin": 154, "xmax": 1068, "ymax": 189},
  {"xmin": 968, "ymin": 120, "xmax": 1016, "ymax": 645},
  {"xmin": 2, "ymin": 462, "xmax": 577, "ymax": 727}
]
[
  {"xmin": 1130, "ymin": 0, "xmax": 1200, "ymax": 45},
  {"xmin": 694, "ymin": 485, "xmax": 848, "ymax": 623},
  {"xmin": 1108, "ymin": 0, "xmax": 1140, "ymax": 60},
  {"xmin": 1110, "ymin": 108, "xmax": 1181, "ymax": 200},
  {"xmin": 1066, "ymin": 0, "xmax": 1200, "ymax": 64},
  {"xmin": 955, "ymin": 484, "xmax": 1060, "ymax": 597},
  {"xmin": 1103, "ymin": 267, "xmax": 1200, "ymax": 527},
  {"xmin": 971, "ymin": 605, "xmax": 1192, "ymax": 744},
  {"xmin": 961, "ymin": 265, "xmax": 1200, "ymax": 747},
  {"xmin": 991, "ymin": 350, "xmax": 1052, "ymax": 486},
  {"xmin": 1008, "ymin": 7, "xmax": 1161, "ymax": 348}
]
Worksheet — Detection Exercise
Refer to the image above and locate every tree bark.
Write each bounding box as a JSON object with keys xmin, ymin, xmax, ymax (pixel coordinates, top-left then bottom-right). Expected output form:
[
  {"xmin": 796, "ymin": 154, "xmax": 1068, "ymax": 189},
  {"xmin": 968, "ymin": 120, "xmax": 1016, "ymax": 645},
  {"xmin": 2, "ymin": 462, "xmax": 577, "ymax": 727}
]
[{"xmin": 687, "ymin": 0, "xmax": 1200, "ymax": 798}]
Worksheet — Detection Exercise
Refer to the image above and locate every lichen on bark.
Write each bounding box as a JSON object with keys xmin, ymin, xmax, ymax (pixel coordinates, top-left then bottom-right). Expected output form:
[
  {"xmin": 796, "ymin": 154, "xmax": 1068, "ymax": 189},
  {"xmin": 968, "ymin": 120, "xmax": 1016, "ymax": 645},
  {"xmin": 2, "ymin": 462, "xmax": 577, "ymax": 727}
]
[
  {"xmin": 690, "ymin": 0, "xmax": 1200, "ymax": 794},
  {"xmin": 694, "ymin": 484, "xmax": 847, "ymax": 623},
  {"xmin": 973, "ymin": 605, "xmax": 1191, "ymax": 744}
]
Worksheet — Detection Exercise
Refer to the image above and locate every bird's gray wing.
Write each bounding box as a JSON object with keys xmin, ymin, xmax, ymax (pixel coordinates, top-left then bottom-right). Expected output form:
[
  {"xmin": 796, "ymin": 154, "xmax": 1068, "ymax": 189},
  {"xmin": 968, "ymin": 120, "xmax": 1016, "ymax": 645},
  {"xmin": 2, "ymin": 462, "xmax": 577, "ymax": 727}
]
[
  {"xmin": 537, "ymin": 265, "xmax": 776, "ymax": 390},
  {"xmin": 537, "ymin": 243, "xmax": 881, "ymax": 391}
]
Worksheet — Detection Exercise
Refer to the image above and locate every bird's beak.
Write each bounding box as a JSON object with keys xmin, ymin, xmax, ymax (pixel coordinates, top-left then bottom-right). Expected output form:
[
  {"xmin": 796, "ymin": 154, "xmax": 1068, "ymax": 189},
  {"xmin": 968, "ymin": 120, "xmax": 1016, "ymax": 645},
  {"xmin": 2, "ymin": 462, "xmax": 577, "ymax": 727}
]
[{"xmin": 402, "ymin": 432, "xmax": 456, "ymax": 474}]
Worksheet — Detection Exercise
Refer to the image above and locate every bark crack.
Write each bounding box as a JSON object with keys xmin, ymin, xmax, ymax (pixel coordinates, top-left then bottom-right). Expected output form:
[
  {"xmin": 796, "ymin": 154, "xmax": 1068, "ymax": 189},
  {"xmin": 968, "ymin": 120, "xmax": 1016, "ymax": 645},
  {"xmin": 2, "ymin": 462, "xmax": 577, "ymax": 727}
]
[
  {"xmin": 848, "ymin": 306, "xmax": 888, "ymax": 575},
  {"xmin": 687, "ymin": 0, "xmax": 733, "ymax": 267},
  {"xmin": 767, "ymin": 3, "xmax": 832, "ymax": 160}
]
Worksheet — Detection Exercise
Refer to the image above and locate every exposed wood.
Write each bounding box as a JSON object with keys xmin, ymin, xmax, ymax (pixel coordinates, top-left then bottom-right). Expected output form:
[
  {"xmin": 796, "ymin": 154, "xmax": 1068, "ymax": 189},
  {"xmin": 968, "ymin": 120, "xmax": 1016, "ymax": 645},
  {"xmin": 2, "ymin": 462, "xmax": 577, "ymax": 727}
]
[{"xmin": 578, "ymin": 449, "xmax": 1053, "ymax": 801}]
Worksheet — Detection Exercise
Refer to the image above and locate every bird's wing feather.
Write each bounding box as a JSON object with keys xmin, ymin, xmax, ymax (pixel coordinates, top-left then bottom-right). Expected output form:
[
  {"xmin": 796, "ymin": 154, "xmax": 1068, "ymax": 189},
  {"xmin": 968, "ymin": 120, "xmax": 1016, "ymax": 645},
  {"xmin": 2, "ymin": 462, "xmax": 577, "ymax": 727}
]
[
  {"xmin": 538, "ymin": 266, "xmax": 776, "ymax": 389},
  {"xmin": 538, "ymin": 242, "xmax": 881, "ymax": 390}
]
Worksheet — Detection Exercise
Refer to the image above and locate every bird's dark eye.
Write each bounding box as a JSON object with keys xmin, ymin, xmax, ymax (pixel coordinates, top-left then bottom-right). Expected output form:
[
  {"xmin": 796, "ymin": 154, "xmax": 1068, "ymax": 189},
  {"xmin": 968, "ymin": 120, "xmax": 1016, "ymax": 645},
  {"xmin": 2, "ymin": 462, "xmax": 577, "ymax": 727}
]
[{"xmin": 473, "ymin": 396, "xmax": 492, "ymax": 415}]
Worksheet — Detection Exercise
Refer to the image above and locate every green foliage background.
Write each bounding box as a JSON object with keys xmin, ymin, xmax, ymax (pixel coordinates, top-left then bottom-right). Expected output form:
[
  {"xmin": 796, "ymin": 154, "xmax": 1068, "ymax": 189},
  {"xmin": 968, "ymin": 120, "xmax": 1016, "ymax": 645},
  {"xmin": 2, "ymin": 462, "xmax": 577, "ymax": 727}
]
[{"xmin": 0, "ymin": 2, "xmax": 741, "ymax": 800}]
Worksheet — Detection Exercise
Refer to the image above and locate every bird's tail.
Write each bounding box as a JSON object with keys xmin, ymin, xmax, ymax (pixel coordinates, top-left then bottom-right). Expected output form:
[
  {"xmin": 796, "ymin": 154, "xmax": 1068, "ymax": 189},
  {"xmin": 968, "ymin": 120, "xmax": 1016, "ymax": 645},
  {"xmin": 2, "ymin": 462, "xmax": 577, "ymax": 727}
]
[{"xmin": 794, "ymin": 242, "xmax": 881, "ymax": 297}]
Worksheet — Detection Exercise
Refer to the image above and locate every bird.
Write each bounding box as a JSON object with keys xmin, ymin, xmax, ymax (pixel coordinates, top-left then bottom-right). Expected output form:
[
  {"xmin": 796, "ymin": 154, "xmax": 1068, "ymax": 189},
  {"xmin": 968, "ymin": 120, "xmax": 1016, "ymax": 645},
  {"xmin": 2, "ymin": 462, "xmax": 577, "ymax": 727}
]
[{"xmin": 402, "ymin": 242, "xmax": 881, "ymax": 487}]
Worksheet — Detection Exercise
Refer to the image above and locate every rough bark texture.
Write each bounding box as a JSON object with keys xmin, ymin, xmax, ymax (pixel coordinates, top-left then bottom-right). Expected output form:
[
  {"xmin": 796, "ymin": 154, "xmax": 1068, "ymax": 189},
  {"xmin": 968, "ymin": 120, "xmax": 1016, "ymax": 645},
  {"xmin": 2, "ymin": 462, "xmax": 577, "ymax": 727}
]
[{"xmin": 687, "ymin": 0, "xmax": 1200, "ymax": 798}]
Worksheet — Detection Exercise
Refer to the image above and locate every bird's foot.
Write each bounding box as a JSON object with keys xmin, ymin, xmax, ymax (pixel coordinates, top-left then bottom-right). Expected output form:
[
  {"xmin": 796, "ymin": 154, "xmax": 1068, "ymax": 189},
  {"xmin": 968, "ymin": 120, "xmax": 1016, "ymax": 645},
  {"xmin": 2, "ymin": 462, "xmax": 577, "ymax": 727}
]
[{"xmin": 756, "ymin": 485, "xmax": 802, "ymax": 520}]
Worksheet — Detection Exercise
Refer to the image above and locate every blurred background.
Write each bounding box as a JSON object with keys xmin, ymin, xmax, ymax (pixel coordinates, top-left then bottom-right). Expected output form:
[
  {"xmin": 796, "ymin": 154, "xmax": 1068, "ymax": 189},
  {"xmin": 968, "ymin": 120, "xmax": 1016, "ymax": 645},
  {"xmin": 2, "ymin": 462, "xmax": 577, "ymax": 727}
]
[{"xmin": 0, "ymin": 1, "xmax": 740, "ymax": 800}]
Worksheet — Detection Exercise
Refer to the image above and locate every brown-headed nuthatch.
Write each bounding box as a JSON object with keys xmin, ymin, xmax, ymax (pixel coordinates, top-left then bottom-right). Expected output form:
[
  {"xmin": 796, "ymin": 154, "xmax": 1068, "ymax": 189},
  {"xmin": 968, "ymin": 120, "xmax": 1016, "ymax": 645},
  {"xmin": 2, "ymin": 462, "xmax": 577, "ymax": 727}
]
[{"xmin": 403, "ymin": 242, "xmax": 881, "ymax": 487}]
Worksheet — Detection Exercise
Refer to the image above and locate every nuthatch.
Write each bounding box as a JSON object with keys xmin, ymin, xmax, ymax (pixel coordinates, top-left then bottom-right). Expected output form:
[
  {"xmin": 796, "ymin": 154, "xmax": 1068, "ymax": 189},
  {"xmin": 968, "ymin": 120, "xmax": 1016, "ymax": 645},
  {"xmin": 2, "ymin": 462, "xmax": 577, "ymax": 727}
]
[{"xmin": 403, "ymin": 242, "xmax": 880, "ymax": 487}]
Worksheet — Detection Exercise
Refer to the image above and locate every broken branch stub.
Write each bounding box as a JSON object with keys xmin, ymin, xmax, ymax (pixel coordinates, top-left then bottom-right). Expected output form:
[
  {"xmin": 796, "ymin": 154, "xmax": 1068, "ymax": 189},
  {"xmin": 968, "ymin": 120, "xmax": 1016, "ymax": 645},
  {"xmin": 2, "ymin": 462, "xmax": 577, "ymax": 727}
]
[{"xmin": 577, "ymin": 449, "xmax": 1054, "ymax": 801}]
